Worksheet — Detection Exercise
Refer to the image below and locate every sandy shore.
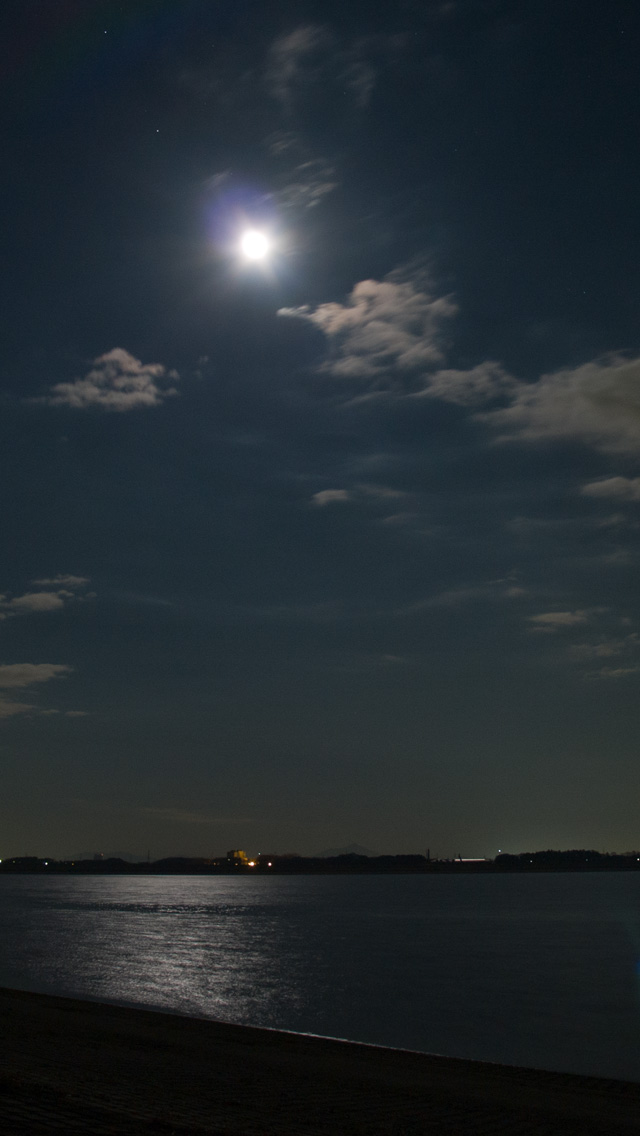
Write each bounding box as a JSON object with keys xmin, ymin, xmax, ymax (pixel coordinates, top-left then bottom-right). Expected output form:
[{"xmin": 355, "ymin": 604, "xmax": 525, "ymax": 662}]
[{"xmin": 1, "ymin": 988, "xmax": 639, "ymax": 1134}]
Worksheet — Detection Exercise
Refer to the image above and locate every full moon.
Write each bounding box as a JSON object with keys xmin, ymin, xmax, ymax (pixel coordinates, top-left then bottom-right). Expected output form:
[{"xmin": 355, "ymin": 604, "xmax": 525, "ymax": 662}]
[{"xmin": 240, "ymin": 229, "xmax": 270, "ymax": 260}]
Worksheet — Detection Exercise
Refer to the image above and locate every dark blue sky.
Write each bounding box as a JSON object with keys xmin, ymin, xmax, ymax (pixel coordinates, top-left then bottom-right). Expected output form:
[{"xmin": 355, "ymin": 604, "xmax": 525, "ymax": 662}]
[{"xmin": 2, "ymin": 0, "xmax": 640, "ymax": 858}]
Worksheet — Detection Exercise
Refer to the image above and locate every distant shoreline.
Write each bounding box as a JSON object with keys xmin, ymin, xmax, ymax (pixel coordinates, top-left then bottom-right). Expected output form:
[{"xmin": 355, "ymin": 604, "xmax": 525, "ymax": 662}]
[
  {"xmin": 2, "ymin": 848, "xmax": 640, "ymax": 874},
  {"xmin": 1, "ymin": 986, "xmax": 639, "ymax": 1134}
]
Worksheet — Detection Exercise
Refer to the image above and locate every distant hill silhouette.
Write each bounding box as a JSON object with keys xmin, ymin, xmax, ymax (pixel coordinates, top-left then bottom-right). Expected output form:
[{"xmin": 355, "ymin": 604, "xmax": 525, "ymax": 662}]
[{"xmin": 315, "ymin": 843, "xmax": 377, "ymax": 858}]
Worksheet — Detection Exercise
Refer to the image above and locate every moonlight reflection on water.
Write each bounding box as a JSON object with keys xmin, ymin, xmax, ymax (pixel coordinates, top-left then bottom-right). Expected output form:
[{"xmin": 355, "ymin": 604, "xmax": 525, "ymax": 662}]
[{"xmin": 1, "ymin": 873, "xmax": 640, "ymax": 1082}]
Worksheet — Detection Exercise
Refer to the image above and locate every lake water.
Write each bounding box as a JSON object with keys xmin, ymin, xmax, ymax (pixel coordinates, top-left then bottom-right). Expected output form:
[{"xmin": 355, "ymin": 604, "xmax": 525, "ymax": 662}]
[{"xmin": 1, "ymin": 872, "xmax": 640, "ymax": 1081}]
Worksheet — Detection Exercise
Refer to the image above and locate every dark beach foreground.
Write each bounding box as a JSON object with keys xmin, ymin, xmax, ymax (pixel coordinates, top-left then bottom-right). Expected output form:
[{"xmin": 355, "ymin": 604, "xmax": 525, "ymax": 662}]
[{"xmin": 1, "ymin": 988, "xmax": 639, "ymax": 1135}]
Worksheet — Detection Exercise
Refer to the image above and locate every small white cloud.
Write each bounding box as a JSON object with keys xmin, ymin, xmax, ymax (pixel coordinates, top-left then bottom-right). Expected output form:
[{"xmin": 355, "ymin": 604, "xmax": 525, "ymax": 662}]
[
  {"xmin": 581, "ymin": 476, "xmax": 640, "ymax": 501},
  {"xmin": 312, "ymin": 489, "xmax": 353, "ymax": 506},
  {"xmin": 311, "ymin": 484, "xmax": 406, "ymax": 509},
  {"xmin": 0, "ymin": 577, "xmax": 91, "ymax": 618},
  {"xmin": 6, "ymin": 592, "xmax": 65, "ymax": 614},
  {"xmin": 528, "ymin": 610, "xmax": 590, "ymax": 630},
  {"xmin": 0, "ymin": 663, "xmax": 73, "ymax": 689},
  {"xmin": 35, "ymin": 348, "xmax": 179, "ymax": 412}
]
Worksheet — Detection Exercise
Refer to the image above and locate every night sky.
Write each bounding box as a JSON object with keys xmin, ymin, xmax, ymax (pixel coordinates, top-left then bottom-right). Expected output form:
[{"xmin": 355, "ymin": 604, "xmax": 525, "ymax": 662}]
[{"xmin": 2, "ymin": 0, "xmax": 640, "ymax": 860}]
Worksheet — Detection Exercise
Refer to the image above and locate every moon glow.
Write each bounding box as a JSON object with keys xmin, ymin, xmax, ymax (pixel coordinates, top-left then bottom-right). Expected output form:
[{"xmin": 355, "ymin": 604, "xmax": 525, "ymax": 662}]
[{"xmin": 240, "ymin": 229, "xmax": 270, "ymax": 260}]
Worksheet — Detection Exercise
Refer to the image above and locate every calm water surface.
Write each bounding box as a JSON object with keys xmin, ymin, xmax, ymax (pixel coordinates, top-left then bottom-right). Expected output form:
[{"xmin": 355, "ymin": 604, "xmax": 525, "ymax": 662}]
[{"xmin": 1, "ymin": 872, "xmax": 640, "ymax": 1081}]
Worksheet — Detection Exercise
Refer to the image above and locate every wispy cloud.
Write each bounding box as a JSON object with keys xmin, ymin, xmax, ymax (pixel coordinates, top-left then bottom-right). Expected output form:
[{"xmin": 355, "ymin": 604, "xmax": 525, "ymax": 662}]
[
  {"xmin": 266, "ymin": 25, "xmax": 332, "ymax": 111},
  {"xmin": 265, "ymin": 25, "xmax": 389, "ymax": 114},
  {"xmin": 0, "ymin": 663, "xmax": 74, "ymax": 720},
  {"xmin": 528, "ymin": 610, "xmax": 591, "ymax": 630},
  {"xmin": 264, "ymin": 99, "xmax": 339, "ymax": 213},
  {"xmin": 384, "ymin": 579, "xmax": 528, "ymax": 619},
  {"xmin": 0, "ymin": 663, "xmax": 73, "ymax": 689},
  {"xmin": 0, "ymin": 698, "xmax": 36, "ymax": 720},
  {"xmin": 581, "ymin": 476, "xmax": 640, "ymax": 501},
  {"xmin": 419, "ymin": 361, "xmax": 515, "ymax": 406},
  {"xmin": 265, "ymin": 130, "xmax": 301, "ymax": 156},
  {"xmin": 406, "ymin": 579, "xmax": 527, "ymax": 611},
  {"xmin": 137, "ymin": 807, "xmax": 251, "ymax": 826},
  {"xmin": 32, "ymin": 575, "xmax": 90, "ymax": 589},
  {"xmin": 263, "ymin": 29, "xmax": 403, "ymax": 227},
  {"xmin": 275, "ymin": 158, "xmax": 338, "ymax": 211},
  {"xmin": 312, "ymin": 489, "xmax": 353, "ymax": 506},
  {"xmin": 586, "ymin": 665, "xmax": 640, "ymax": 680},
  {"xmin": 569, "ymin": 634, "xmax": 639, "ymax": 661},
  {"xmin": 311, "ymin": 483, "xmax": 408, "ymax": 509},
  {"xmin": 331, "ymin": 651, "xmax": 410, "ymax": 674},
  {"xmin": 510, "ymin": 513, "xmax": 629, "ymax": 534},
  {"xmin": 525, "ymin": 608, "xmax": 640, "ymax": 680},
  {"xmin": 34, "ymin": 349, "xmax": 179, "ymax": 412}
]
